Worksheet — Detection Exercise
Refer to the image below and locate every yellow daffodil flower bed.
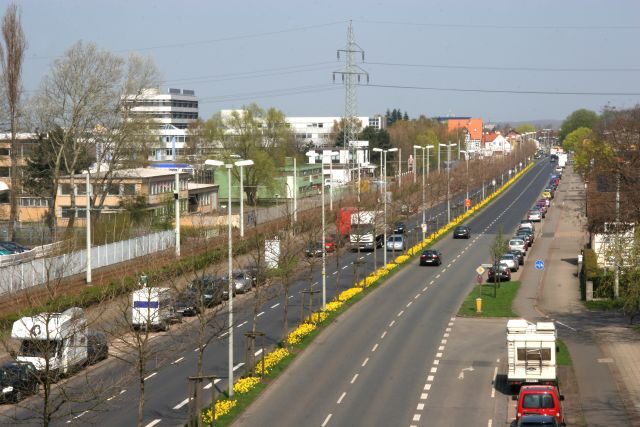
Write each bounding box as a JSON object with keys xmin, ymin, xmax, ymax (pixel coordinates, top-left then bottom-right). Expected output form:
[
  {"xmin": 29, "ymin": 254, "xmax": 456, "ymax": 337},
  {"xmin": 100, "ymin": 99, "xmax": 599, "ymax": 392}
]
[
  {"xmin": 286, "ymin": 322, "xmax": 317, "ymax": 345},
  {"xmin": 337, "ymin": 286, "xmax": 363, "ymax": 302},
  {"xmin": 306, "ymin": 311, "xmax": 328, "ymax": 324},
  {"xmin": 202, "ymin": 399, "xmax": 237, "ymax": 423},
  {"xmin": 233, "ymin": 376, "xmax": 261, "ymax": 395},
  {"xmin": 254, "ymin": 348, "xmax": 290, "ymax": 376},
  {"xmin": 323, "ymin": 300, "xmax": 344, "ymax": 312}
]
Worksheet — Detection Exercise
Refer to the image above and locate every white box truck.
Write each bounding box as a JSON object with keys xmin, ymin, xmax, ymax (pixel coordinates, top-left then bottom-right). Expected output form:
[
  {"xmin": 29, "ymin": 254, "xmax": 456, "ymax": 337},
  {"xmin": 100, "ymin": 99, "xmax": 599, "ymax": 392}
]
[
  {"xmin": 132, "ymin": 287, "xmax": 178, "ymax": 331},
  {"xmin": 349, "ymin": 210, "xmax": 384, "ymax": 251},
  {"xmin": 506, "ymin": 319, "xmax": 557, "ymax": 389},
  {"xmin": 557, "ymin": 153, "xmax": 567, "ymax": 168},
  {"xmin": 11, "ymin": 307, "xmax": 88, "ymax": 375}
]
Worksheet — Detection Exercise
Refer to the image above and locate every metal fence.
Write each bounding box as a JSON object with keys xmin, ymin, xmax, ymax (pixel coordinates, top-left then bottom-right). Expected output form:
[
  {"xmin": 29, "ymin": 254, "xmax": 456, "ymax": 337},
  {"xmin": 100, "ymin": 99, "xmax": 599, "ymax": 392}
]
[{"xmin": 0, "ymin": 230, "xmax": 175, "ymax": 295}]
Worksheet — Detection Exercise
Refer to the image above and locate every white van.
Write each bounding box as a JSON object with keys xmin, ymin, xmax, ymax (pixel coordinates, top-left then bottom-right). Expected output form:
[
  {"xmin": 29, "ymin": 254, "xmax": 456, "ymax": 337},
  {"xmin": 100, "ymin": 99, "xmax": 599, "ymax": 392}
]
[
  {"xmin": 131, "ymin": 287, "xmax": 178, "ymax": 331},
  {"xmin": 12, "ymin": 307, "xmax": 88, "ymax": 375}
]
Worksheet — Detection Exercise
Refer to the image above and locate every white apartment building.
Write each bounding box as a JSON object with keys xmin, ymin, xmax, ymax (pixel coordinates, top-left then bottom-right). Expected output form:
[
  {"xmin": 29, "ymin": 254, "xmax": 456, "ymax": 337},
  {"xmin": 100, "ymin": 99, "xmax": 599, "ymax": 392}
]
[
  {"xmin": 286, "ymin": 115, "xmax": 385, "ymax": 148},
  {"xmin": 128, "ymin": 88, "xmax": 199, "ymax": 130}
]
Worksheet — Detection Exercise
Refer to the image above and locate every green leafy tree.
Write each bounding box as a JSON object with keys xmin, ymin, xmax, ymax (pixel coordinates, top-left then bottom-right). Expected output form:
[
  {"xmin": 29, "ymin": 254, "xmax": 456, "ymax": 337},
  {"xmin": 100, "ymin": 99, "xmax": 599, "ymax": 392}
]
[
  {"xmin": 559, "ymin": 109, "xmax": 598, "ymax": 141},
  {"xmin": 516, "ymin": 124, "xmax": 536, "ymax": 134},
  {"xmin": 360, "ymin": 126, "xmax": 391, "ymax": 164},
  {"xmin": 562, "ymin": 127, "xmax": 592, "ymax": 154}
]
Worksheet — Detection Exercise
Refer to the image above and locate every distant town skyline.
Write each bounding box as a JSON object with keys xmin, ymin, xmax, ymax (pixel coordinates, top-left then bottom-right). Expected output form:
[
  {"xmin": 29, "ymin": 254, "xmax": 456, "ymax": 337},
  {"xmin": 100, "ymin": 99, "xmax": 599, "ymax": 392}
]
[{"xmin": 7, "ymin": 0, "xmax": 640, "ymax": 124}]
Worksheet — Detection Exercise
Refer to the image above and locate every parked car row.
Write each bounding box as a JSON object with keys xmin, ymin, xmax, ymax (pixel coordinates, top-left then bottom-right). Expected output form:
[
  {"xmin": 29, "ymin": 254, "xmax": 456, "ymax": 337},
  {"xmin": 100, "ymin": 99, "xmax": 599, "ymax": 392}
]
[{"xmin": 0, "ymin": 241, "xmax": 30, "ymax": 256}]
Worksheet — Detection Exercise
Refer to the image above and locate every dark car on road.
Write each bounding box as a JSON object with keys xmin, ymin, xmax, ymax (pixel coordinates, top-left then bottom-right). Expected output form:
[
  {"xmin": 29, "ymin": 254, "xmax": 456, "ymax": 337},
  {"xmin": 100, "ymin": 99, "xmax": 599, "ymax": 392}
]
[
  {"xmin": 453, "ymin": 226, "xmax": 471, "ymax": 239},
  {"xmin": 174, "ymin": 290, "xmax": 200, "ymax": 317},
  {"xmin": 508, "ymin": 249, "xmax": 525, "ymax": 266},
  {"xmin": 0, "ymin": 361, "xmax": 38, "ymax": 404},
  {"xmin": 190, "ymin": 276, "xmax": 225, "ymax": 307},
  {"xmin": 393, "ymin": 222, "xmax": 407, "ymax": 234},
  {"xmin": 516, "ymin": 415, "xmax": 560, "ymax": 427},
  {"xmin": 516, "ymin": 229, "xmax": 534, "ymax": 247},
  {"xmin": 87, "ymin": 331, "xmax": 109, "ymax": 364},
  {"xmin": 420, "ymin": 250, "xmax": 442, "ymax": 266},
  {"xmin": 487, "ymin": 263, "xmax": 511, "ymax": 282}
]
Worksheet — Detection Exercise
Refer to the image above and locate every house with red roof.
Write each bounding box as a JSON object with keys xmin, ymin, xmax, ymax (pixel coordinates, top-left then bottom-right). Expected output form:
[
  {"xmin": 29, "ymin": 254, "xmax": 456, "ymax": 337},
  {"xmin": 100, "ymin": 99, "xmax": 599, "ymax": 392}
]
[
  {"xmin": 483, "ymin": 131, "xmax": 512, "ymax": 156},
  {"xmin": 446, "ymin": 117, "xmax": 483, "ymax": 153}
]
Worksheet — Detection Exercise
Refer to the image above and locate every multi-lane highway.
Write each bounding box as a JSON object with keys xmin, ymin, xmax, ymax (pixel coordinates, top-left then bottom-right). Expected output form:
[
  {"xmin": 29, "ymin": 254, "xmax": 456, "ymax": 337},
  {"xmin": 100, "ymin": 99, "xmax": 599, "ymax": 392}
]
[
  {"xmin": 234, "ymin": 159, "xmax": 554, "ymax": 427},
  {"xmin": 0, "ymin": 160, "xmax": 544, "ymax": 427}
]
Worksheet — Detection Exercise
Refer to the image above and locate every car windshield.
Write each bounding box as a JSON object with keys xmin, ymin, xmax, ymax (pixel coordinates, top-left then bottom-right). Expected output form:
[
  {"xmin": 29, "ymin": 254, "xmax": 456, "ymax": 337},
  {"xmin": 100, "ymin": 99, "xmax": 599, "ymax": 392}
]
[
  {"xmin": 510, "ymin": 240, "xmax": 523, "ymax": 245},
  {"xmin": 502, "ymin": 254, "xmax": 515, "ymax": 260},
  {"xmin": 389, "ymin": 236, "xmax": 403, "ymax": 242},
  {"xmin": 522, "ymin": 394, "xmax": 555, "ymax": 409},
  {"xmin": 19, "ymin": 339, "xmax": 60, "ymax": 358},
  {"xmin": 233, "ymin": 272, "xmax": 246, "ymax": 279}
]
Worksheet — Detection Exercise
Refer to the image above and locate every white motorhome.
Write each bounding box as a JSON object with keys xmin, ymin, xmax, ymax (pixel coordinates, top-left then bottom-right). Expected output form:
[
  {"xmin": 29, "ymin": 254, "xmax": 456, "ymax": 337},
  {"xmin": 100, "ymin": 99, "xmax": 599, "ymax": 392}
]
[
  {"xmin": 506, "ymin": 319, "xmax": 557, "ymax": 389},
  {"xmin": 11, "ymin": 307, "xmax": 88, "ymax": 375},
  {"xmin": 131, "ymin": 287, "xmax": 177, "ymax": 331}
]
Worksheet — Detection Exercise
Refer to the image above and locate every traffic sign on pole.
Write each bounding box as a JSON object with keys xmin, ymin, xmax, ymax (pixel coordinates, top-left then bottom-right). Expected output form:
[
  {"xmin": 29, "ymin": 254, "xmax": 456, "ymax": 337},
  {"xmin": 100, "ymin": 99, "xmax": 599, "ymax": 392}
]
[
  {"xmin": 476, "ymin": 266, "xmax": 485, "ymax": 275},
  {"xmin": 477, "ymin": 274, "xmax": 484, "ymax": 284},
  {"xmin": 535, "ymin": 259, "xmax": 545, "ymax": 270},
  {"xmin": 464, "ymin": 198, "xmax": 471, "ymax": 208}
]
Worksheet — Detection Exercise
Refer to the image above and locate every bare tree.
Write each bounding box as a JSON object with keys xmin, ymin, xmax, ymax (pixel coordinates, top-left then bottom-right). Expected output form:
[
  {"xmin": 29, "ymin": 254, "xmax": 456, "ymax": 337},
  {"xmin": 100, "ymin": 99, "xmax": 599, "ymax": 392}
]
[
  {"xmin": 0, "ymin": 3, "xmax": 26, "ymax": 241},
  {"xmin": 29, "ymin": 41, "xmax": 159, "ymax": 231}
]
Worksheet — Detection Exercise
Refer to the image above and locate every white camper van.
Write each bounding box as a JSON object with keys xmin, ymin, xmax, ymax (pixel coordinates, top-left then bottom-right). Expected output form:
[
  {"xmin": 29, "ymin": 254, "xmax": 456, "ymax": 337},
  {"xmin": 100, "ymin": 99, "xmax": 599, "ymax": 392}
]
[
  {"xmin": 11, "ymin": 307, "xmax": 88, "ymax": 375},
  {"xmin": 506, "ymin": 319, "xmax": 557, "ymax": 389},
  {"xmin": 131, "ymin": 287, "xmax": 178, "ymax": 331}
]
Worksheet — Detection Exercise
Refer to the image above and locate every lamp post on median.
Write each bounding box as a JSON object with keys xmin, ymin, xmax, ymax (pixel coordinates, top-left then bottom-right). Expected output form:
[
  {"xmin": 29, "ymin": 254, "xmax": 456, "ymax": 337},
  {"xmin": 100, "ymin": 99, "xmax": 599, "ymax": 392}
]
[
  {"xmin": 204, "ymin": 158, "xmax": 252, "ymax": 397},
  {"xmin": 373, "ymin": 147, "xmax": 398, "ymax": 268},
  {"xmin": 414, "ymin": 145, "xmax": 434, "ymax": 240},
  {"xmin": 84, "ymin": 170, "xmax": 92, "ymax": 284},
  {"xmin": 439, "ymin": 143, "xmax": 456, "ymax": 222},
  {"xmin": 460, "ymin": 150, "xmax": 470, "ymax": 211}
]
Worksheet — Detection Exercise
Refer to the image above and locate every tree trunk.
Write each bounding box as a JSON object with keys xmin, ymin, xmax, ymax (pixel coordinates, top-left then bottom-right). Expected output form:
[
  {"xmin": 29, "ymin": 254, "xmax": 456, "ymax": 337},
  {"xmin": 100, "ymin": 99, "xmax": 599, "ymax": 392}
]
[{"xmin": 8, "ymin": 120, "xmax": 17, "ymax": 241}]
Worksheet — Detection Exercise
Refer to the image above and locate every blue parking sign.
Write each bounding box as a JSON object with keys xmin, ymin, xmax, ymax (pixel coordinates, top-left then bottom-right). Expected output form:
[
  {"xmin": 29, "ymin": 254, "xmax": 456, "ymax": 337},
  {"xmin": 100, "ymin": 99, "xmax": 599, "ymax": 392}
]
[{"xmin": 535, "ymin": 259, "xmax": 544, "ymax": 270}]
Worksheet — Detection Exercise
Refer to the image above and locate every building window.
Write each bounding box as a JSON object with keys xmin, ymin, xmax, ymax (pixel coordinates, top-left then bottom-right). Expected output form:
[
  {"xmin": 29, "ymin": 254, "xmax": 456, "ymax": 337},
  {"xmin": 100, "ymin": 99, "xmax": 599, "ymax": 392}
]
[
  {"xmin": 0, "ymin": 148, "xmax": 9, "ymax": 156},
  {"xmin": 60, "ymin": 184, "xmax": 73, "ymax": 195},
  {"xmin": 123, "ymin": 184, "xmax": 136, "ymax": 196},
  {"xmin": 106, "ymin": 184, "xmax": 120, "ymax": 195}
]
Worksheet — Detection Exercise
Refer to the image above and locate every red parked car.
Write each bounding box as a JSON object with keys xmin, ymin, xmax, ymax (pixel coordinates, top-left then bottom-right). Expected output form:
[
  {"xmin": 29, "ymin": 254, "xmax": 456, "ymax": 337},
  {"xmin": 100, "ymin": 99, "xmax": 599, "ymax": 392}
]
[{"xmin": 514, "ymin": 385, "xmax": 565, "ymax": 425}]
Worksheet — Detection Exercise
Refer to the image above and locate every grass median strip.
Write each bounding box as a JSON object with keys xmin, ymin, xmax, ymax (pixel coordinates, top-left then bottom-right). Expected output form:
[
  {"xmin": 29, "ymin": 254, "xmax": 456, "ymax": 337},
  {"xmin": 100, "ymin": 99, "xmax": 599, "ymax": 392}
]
[{"xmin": 458, "ymin": 281, "xmax": 521, "ymax": 317}]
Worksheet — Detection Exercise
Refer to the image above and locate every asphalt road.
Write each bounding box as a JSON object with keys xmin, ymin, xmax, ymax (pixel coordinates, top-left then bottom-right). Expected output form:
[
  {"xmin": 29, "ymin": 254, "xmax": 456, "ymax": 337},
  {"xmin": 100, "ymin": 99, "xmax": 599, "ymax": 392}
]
[
  {"xmin": 234, "ymin": 159, "xmax": 555, "ymax": 427},
  {"xmin": 0, "ymin": 166, "xmax": 497, "ymax": 426}
]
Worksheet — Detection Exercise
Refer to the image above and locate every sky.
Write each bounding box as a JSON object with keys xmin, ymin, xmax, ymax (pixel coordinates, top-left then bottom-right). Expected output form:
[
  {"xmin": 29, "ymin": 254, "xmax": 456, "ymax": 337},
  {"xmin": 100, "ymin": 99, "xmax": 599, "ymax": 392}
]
[{"xmin": 6, "ymin": 0, "xmax": 640, "ymax": 125}]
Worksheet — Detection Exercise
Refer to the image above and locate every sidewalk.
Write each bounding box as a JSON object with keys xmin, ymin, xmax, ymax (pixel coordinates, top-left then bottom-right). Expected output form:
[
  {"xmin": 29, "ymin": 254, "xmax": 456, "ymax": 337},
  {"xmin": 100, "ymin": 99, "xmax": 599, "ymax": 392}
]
[{"xmin": 513, "ymin": 163, "xmax": 637, "ymax": 426}]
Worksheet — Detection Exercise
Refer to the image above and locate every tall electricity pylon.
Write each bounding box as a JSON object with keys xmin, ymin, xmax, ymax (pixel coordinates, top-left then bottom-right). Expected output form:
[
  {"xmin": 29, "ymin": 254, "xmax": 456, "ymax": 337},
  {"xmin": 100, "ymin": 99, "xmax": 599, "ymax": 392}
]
[{"xmin": 334, "ymin": 20, "xmax": 368, "ymax": 160}]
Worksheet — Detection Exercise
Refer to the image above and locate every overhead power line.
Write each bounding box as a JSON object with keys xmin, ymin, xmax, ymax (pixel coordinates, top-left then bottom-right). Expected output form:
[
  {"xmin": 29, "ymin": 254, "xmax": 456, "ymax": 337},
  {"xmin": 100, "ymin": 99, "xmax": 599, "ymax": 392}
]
[
  {"xmin": 198, "ymin": 84, "xmax": 340, "ymax": 105},
  {"xmin": 356, "ymin": 19, "xmax": 640, "ymax": 30},
  {"xmin": 366, "ymin": 61, "xmax": 640, "ymax": 73},
  {"xmin": 366, "ymin": 83, "xmax": 640, "ymax": 96}
]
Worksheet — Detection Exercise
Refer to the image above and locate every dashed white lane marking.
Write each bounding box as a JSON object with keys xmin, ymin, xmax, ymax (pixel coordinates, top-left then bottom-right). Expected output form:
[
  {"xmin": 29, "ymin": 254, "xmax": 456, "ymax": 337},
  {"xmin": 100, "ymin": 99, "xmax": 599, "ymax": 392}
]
[
  {"xmin": 389, "ymin": 320, "xmax": 396, "ymax": 327},
  {"xmin": 381, "ymin": 331, "xmax": 387, "ymax": 339},
  {"xmin": 121, "ymin": 390, "xmax": 126, "ymax": 394},
  {"xmin": 337, "ymin": 391, "xmax": 347, "ymax": 404},
  {"xmin": 438, "ymin": 346, "xmax": 444, "ymax": 351},
  {"xmin": 203, "ymin": 379, "xmax": 221, "ymax": 390},
  {"xmin": 66, "ymin": 411, "xmax": 89, "ymax": 423},
  {"xmin": 427, "ymin": 375, "xmax": 434, "ymax": 382},
  {"xmin": 172, "ymin": 357, "xmax": 184, "ymax": 365},
  {"xmin": 450, "ymin": 317, "xmax": 456, "ymax": 322},
  {"xmin": 257, "ymin": 311, "xmax": 265, "ymax": 317},
  {"xmin": 342, "ymin": 265, "xmax": 349, "ymax": 270},
  {"xmin": 441, "ymin": 268, "xmax": 447, "ymax": 273},
  {"xmin": 448, "ymin": 322, "xmax": 454, "ymax": 327},
  {"xmin": 430, "ymin": 280, "xmax": 435, "ymax": 285},
  {"xmin": 332, "ymin": 271, "xmax": 338, "ymax": 275},
  {"xmin": 421, "ymin": 393, "xmax": 428, "ymax": 400},
  {"xmin": 173, "ymin": 397, "xmax": 191, "ymax": 410},
  {"xmin": 237, "ymin": 321, "xmax": 248, "ymax": 328},
  {"xmin": 233, "ymin": 363, "xmax": 245, "ymax": 371},
  {"xmin": 145, "ymin": 419, "xmax": 162, "ymax": 427},
  {"xmin": 194, "ymin": 347, "xmax": 201, "ymax": 352},
  {"xmin": 417, "ymin": 403, "xmax": 425, "ymax": 410},
  {"xmin": 289, "ymin": 295, "xmax": 294, "ymax": 299},
  {"xmin": 220, "ymin": 331, "xmax": 229, "ymax": 338},
  {"xmin": 445, "ymin": 327, "xmax": 451, "ymax": 332},
  {"xmin": 430, "ymin": 367, "xmax": 437, "ymax": 373},
  {"xmin": 444, "ymin": 333, "xmax": 449, "ymax": 338},
  {"xmin": 436, "ymin": 352, "xmax": 442, "ymax": 358},
  {"xmin": 406, "ymin": 301, "xmax": 412, "ymax": 308},
  {"xmin": 362, "ymin": 357, "xmax": 369, "ymax": 367},
  {"xmin": 321, "ymin": 413, "xmax": 332, "ymax": 427},
  {"xmin": 397, "ymin": 310, "xmax": 404, "ymax": 317},
  {"xmin": 433, "ymin": 359, "xmax": 440, "ymax": 366},
  {"xmin": 271, "ymin": 303, "xmax": 280, "ymax": 309},
  {"xmin": 255, "ymin": 349, "xmax": 263, "ymax": 356},
  {"xmin": 371, "ymin": 343, "xmax": 379, "ymax": 352},
  {"xmin": 447, "ymin": 263, "xmax": 452, "ymax": 268},
  {"xmin": 435, "ymin": 274, "xmax": 441, "ymax": 279},
  {"xmin": 144, "ymin": 372, "xmax": 157, "ymax": 381},
  {"xmin": 488, "ymin": 419, "xmax": 493, "ymax": 427},
  {"xmin": 423, "ymin": 286, "xmax": 428, "ymax": 291},
  {"xmin": 350, "ymin": 374, "xmax": 359, "ymax": 384},
  {"xmin": 413, "ymin": 414, "xmax": 421, "ymax": 421},
  {"xmin": 414, "ymin": 294, "xmax": 420, "ymax": 299},
  {"xmin": 491, "ymin": 366, "xmax": 498, "ymax": 398}
]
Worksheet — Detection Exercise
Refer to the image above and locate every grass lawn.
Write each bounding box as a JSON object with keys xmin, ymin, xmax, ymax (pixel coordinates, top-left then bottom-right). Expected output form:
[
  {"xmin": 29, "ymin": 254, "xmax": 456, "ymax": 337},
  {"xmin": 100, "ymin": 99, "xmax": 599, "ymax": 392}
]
[
  {"xmin": 584, "ymin": 298, "xmax": 624, "ymax": 311},
  {"xmin": 458, "ymin": 280, "xmax": 520, "ymax": 317},
  {"xmin": 556, "ymin": 338, "xmax": 572, "ymax": 366}
]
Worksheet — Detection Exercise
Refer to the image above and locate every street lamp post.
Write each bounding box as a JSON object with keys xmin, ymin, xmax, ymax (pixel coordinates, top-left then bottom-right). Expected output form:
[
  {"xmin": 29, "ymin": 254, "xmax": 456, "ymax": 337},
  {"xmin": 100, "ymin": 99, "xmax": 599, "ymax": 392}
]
[
  {"xmin": 174, "ymin": 169, "xmax": 181, "ymax": 258},
  {"xmin": 327, "ymin": 151, "xmax": 339, "ymax": 211},
  {"xmin": 204, "ymin": 158, "xmax": 252, "ymax": 397},
  {"xmin": 373, "ymin": 147, "xmax": 398, "ymax": 267},
  {"xmin": 460, "ymin": 150, "xmax": 470, "ymax": 211},
  {"xmin": 413, "ymin": 145, "xmax": 417, "ymax": 183},
  {"xmin": 414, "ymin": 145, "xmax": 434, "ymax": 240},
  {"xmin": 306, "ymin": 150, "xmax": 330, "ymax": 309},
  {"xmin": 439, "ymin": 143, "xmax": 456, "ymax": 222},
  {"xmin": 85, "ymin": 171, "xmax": 92, "ymax": 284}
]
